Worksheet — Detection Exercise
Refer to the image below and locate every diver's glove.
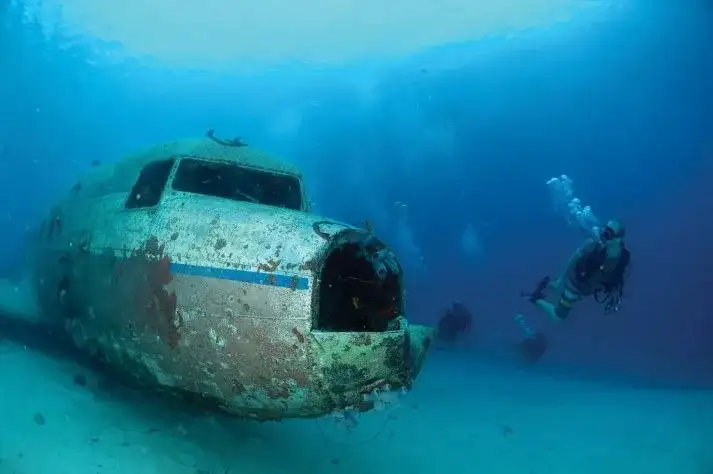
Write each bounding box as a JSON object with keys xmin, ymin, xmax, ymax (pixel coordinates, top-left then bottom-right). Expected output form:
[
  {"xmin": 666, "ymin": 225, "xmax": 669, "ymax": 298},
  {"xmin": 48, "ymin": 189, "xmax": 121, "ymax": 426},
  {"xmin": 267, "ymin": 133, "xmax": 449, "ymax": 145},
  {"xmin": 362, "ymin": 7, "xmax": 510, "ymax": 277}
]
[{"xmin": 369, "ymin": 248, "xmax": 400, "ymax": 280}]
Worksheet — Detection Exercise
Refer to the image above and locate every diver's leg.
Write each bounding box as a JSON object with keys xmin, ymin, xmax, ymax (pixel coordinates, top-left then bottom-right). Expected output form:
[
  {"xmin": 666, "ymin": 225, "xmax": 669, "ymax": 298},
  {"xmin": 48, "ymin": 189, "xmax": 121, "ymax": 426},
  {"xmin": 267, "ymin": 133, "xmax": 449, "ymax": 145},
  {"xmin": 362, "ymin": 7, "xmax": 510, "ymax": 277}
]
[
  {"xmin": 545, "ymin": 286, "xmax": 582, "ymax": 321},
  {"xmin": 534, "ymin": 299, "xmax": 562, "ymax": 322},
  {"xmin": 523, "ymin": 276, "xmax": 557, "ymax": 320}
]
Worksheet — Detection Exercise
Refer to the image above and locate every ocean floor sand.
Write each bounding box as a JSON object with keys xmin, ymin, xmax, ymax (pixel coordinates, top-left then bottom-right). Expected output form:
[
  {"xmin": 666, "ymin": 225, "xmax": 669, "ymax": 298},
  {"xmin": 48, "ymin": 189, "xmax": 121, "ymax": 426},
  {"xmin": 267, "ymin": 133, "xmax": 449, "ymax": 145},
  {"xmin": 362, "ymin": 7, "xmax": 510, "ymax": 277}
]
[{"xmin": 1, "ymin": 342, "xmax": 711, "ymax": 474}]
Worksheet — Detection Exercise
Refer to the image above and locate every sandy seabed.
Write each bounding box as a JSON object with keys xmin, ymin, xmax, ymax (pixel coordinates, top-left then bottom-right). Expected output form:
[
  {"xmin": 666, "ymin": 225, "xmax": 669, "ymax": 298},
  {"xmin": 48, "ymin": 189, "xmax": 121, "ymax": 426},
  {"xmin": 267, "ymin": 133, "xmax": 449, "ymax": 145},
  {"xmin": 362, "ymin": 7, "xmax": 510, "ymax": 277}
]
[{"xmin": 1, "ymin": 342, "xmax": 711, "ymax": 474}]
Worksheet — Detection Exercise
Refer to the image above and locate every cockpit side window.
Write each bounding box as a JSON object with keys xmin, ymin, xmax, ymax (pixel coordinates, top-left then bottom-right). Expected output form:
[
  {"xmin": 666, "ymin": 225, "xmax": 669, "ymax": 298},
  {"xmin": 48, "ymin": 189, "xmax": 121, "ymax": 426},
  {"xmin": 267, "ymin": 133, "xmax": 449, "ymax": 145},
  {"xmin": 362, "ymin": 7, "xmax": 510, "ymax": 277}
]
[
  {"xmin": 125, "ymin": 159, "xmax": 175, "ymax": 209},
  {"xmin": 171, "ymin": 158, "xmax": 303, "ymax": 211}
]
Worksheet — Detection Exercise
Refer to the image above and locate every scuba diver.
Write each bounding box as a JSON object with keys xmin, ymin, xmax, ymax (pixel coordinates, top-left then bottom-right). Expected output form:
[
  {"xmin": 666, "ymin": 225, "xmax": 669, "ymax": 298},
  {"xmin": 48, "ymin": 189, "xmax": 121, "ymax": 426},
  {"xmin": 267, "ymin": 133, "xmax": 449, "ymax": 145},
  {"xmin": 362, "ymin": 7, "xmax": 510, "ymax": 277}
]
[
  {"xmin": 436, "ymin": 302, "xmax": 473, "ymax": 344},
  {"xmin": 523, "ymin": 219, "xmax": 631, "ymax": 321}
]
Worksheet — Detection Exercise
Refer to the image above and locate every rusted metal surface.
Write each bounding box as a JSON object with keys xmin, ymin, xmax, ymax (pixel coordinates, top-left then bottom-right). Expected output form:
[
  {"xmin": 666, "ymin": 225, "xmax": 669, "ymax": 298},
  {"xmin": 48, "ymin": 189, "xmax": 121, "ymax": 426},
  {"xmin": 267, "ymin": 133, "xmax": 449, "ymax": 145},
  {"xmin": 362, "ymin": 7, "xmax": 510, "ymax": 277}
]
[
  {"xmin": 31, "ymin": 206, "xmax": 433, "ymax": 419},
  {"xmin": 113, "ymin": 237, "xmax": 180, "ymax": 349},
  {"xmin": 24, "ymin": 138, "xmax": 434, "ymax": 420},
  {"xmin": 38, "ymin": 233, "xmax": 432, "ymax": 418},
  {"xmin": 153, "ymin": 192, "xmax": 331, "ymax": 282},
  {"xmin": 34, "ymin": 237, "xmax": 315, "ymax": 417},
  {"xmin": 405, "ymin": 323, "xmax": 434, "ymax": 380}
]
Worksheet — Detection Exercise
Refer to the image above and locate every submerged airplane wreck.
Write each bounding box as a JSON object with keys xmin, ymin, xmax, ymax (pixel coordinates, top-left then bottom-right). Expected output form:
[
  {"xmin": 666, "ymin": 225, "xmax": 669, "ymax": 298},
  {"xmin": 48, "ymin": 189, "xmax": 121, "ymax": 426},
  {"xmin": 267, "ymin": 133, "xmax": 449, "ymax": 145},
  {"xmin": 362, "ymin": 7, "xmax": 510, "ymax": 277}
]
[{"xmin": 0, "ymin": 131, "xmax": 433, "ymax": 420}]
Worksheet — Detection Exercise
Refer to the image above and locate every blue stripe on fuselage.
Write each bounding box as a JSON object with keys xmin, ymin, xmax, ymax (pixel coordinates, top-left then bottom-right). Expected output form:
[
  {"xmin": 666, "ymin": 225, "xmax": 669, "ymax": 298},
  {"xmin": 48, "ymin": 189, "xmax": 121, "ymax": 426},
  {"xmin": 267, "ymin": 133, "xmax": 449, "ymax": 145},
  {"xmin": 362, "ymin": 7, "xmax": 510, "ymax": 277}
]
[{"xmin": 169, "ymin": 263, "xmax": 309, "ymax": 290}]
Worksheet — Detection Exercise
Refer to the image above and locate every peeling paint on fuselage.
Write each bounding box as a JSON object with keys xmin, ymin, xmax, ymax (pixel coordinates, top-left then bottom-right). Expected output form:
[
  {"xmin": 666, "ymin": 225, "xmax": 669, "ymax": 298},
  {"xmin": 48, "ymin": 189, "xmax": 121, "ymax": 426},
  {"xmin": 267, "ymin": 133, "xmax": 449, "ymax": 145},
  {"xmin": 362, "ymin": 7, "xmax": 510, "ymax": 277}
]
[
  {"xmin": 38, "ymin": 244, "xmax": 312, "ymax": 415},
  {"xmin": 34, "ymin": 237, "xmax": 431, "ymax": 419},
  {"xmin": 26, "ymin": 140, "xmax": 433, "ymax": 420}
]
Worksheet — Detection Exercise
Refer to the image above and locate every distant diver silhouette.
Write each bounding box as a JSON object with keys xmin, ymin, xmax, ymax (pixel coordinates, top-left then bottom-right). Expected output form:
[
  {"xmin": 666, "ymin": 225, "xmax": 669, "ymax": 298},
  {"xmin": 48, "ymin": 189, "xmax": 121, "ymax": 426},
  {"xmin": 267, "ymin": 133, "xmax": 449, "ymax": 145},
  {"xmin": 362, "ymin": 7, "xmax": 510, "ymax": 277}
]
[{"xmin": 436, "ymin": 302, "xmax": 473, "ymax": 344}]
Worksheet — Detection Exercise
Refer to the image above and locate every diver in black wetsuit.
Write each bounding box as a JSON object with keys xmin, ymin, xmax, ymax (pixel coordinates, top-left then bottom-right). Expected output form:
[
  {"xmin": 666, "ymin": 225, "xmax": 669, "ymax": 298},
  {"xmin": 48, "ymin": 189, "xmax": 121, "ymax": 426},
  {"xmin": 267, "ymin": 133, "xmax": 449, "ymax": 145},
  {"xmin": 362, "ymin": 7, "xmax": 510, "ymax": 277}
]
[
  {"xmin": 436, "ymin": 302, "xmax": 473, "ymax": 344},
  {"xmin": 523, "ymin": 219, "xmax": 631, "ymax": 321}
]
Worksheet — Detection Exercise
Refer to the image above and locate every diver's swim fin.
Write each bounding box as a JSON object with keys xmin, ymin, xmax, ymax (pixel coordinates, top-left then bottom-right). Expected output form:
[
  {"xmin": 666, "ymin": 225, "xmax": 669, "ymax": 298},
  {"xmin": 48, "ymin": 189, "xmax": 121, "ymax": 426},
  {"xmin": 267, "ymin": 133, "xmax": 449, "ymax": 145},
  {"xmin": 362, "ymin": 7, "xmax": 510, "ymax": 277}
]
[{"xmin": 521, "ymin": 276, "xmax": 550, "ymax": 303}]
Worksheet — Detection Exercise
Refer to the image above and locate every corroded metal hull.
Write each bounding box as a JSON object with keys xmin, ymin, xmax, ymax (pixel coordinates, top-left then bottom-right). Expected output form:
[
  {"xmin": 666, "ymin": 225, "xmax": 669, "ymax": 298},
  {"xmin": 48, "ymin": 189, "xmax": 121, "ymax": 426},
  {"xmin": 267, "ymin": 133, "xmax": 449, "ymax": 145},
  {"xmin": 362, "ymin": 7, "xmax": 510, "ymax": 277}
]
[{"xmin": 20, "ymin": 137, "xmax": 433, "ymax": 420}]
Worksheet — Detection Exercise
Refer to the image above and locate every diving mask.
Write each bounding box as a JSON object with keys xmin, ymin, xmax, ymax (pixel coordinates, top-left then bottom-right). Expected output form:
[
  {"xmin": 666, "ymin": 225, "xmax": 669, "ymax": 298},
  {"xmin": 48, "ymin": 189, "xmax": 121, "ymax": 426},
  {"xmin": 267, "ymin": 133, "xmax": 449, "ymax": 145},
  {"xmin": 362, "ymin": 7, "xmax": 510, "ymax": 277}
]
[{"xmin": 600, "ymin": 225, "xmax": 617, "ymax": 242}]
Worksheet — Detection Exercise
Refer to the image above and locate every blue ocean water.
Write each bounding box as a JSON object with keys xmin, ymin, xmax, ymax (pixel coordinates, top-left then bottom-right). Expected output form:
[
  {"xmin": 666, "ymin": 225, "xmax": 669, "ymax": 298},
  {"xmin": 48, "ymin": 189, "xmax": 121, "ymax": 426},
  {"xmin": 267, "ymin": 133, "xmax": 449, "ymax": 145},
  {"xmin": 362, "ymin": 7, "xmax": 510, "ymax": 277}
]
[{"xmin": 1, "ymin": 0, "xmax": 712, "ymax": 472}]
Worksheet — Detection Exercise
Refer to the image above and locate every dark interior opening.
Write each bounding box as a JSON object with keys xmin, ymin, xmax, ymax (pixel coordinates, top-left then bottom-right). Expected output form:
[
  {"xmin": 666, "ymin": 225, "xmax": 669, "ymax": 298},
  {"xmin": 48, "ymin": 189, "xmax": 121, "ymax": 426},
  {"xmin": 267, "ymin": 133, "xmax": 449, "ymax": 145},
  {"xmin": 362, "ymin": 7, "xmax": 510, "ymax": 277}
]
[
  {"xmin": 125, "ymin": 159, "xmax": 175, "ymax": 209},
  {"xmin": 172, "ymin": 158, "xmax": 303, "ymax": 211},
  {"xmin": 316, "ymin": 243, "xmax": 402, "ymax": 332}
]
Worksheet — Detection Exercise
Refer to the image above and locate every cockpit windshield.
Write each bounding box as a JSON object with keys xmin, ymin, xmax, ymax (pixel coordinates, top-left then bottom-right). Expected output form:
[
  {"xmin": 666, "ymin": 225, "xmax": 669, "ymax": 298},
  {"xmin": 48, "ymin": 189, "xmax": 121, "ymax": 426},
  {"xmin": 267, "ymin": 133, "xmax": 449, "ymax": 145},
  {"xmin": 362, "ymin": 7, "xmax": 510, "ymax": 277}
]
[{"xmin": 171, "ymin": 158, "xmax": 303, "ymax": 211}]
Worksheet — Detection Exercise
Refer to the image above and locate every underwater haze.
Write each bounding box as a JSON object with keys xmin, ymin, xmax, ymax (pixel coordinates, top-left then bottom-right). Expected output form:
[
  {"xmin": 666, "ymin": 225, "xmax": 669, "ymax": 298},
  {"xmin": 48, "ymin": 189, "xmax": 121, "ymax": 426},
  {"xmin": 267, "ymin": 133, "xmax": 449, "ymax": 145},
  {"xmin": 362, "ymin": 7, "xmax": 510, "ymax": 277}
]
[{"xmin": 1, "ymin": 0, "xmax": 713, "ymax": 472}]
